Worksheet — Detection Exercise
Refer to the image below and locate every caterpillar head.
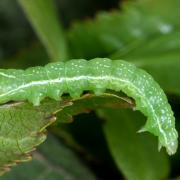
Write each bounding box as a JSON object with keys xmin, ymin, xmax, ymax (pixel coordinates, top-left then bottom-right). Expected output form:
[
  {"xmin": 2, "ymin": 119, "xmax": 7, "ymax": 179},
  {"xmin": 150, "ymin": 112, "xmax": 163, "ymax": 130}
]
[{"xmin": 159, "ymin": 129, "xmax": 178, "ymax": 155}]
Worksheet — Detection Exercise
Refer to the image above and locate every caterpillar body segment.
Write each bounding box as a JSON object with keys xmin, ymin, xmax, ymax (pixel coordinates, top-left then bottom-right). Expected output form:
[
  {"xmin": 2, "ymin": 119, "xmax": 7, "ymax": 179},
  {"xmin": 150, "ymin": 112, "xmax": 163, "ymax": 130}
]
[{"xmin": 0, "ymin": 58, "xmax": 178, "ymax": 155}]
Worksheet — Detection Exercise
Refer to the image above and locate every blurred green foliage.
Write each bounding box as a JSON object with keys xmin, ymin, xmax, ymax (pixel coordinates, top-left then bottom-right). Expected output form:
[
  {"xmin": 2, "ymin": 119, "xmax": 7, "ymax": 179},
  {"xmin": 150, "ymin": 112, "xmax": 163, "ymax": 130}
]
[{"xmin": 2, "ymin": 135, "xmax": 97, "ymax": 180}]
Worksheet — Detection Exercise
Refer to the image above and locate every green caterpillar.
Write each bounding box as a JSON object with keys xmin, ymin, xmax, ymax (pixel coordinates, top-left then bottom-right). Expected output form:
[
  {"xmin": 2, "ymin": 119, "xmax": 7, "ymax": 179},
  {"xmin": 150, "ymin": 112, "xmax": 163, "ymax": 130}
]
[{"xmin": 0, "ymin": 58, "xmax": 178, "ymax": 155}]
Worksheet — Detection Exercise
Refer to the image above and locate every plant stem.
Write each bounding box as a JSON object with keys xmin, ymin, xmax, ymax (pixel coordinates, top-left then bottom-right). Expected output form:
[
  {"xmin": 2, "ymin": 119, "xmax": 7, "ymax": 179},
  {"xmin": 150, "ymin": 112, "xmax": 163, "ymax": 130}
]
[{"xmin": 18, "ymin": 0, "xmax": 68, "ymax": 61}]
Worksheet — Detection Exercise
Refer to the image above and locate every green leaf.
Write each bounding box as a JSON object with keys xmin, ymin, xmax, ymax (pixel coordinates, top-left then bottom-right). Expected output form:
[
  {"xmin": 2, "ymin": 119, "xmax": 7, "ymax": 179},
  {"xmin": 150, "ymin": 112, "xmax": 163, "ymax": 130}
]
[
  {"xmin": 111, "ymin": 30, "xmax": 180, "ymax": 59},
  {"xmin": 111, "ymin": 32, "xmax": 180, "ymax": 95},
  {"xmin": 68, "ymin": 0, "xmax": 180, "ymax": 59},
  {"xmin": 56, "ymin": 93, "xmax": 133, "ymax": 123},
  {"xmin": 99, "ymin": 108, "xmax": 170, "ymax": 180},
  {"xmin": 18, "ymin": 0, "xmax": 68, "ymax": 61},
  {"xmin": 2, "ymin": 135, "xmax": 97, "ymax": 180},
  {"xmin": 0, "ymin": 99, "xmax": 72, "ymax": 175},
  {"xmin": 0, "ymin": 93, "xmax": 132, "ymax": 175}
]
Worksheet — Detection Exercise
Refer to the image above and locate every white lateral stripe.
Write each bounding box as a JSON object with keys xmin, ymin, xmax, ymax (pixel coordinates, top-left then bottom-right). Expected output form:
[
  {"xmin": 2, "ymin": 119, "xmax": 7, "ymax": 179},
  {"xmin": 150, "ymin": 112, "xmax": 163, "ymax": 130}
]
[
  {"xmin": 0, "ymin": 75, "xmax": 168, "ymax": 145},
  {"xmin": 0, "ymin": 72, "xmax": 16, "ymax": 78}
]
